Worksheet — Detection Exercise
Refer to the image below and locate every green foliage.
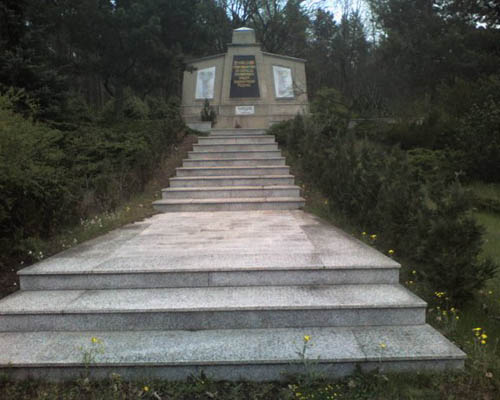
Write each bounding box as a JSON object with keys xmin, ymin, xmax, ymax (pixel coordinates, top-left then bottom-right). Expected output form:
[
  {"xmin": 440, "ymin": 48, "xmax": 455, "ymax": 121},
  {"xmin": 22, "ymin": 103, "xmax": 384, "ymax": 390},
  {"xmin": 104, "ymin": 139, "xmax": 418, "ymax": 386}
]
[
  {"xmin": 0, "ymin": 94, "xmax": 76, "ymax": 255},
  {"xmin": 414, "ymin": 183, "xmax": 497, "ymax": 303},
  {"xmin": 310, "ymin": 88, "xmax": 350, "ymax": 123},
  {"xmin": 0, "ymin": 92, "xmax": 184, "ymax": 264},
  {"xmin": 406, "ymin": 148, "xmax": 458, "ymax": 185},
  {"xmin": 278, "ymin": 108, "xmax": 497, "ymax": 303},
  {"xmin": 453, "ymin": 99, "xmax": 500, "ymax": 183},
  {"xmin": 200, "ymin": 99, "xmax": 216, "ymax": 123},
  {"xmin": 146, "ymin": 95, "xmax": 180, "ymax": 120},
  {"xmin": 123, "ymin": 96, "xmax": 150, "ymax": 120}
]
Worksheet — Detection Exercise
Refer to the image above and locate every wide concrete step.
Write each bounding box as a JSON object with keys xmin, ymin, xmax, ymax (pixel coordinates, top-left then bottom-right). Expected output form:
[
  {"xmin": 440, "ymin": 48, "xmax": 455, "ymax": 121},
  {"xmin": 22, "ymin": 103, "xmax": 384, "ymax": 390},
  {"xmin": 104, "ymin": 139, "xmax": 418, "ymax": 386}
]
[
  {"xmin": 153, "ymin": 197, "xmax": 305, "ymax": 212},
  {"xmin": 0, "ymin": 325, "xmax": 465, "ymax": 381},
  {"xmin": 188, "ymin": 150, "xmax": 282, "ymax": 159},
  {"xmin": 169, "ymin": 175, "xmax": 295, "ymax": 187},
  {"xmin": 193, "ymin": 143, "xmax": 278, "ymax": 152},
  {"xmin": 176, "ymin": 166, "xmax": 290, "ymax": 177},
  {"xmin": 19, "ymin": 265, "xmax": 398, "ymax": 292},
  {"xmin": 182, "ymin": 157, "xmax": 286, "ymax": 167},
  {"xmin": 18, "ymin": 231, "xmax": 401, "ymax": 290},
  {"xmin": 210, "ymin": 129, "xmax": 267, "ymax": 136},
  {"xmin": 0, "ymin": 285, "xmax": 426, "ymax": 332},
  {"xmin": 162, "ymin": 185, "xmax": 300, "ymax": 200},
  {"xmin": 198, "ymin": 135, "xmax": 275, "ymax": 144}
]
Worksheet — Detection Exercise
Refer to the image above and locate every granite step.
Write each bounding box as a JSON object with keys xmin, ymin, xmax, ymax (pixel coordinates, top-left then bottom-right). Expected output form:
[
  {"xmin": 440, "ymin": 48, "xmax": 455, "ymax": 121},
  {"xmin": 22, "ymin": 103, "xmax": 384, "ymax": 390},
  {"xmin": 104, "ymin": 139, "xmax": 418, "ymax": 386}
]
[
  {"xmin": 192, "ymin": 143, "xmax": 278, "ymax": 152},
  {"xmin": 0, "ymin": 284, "xmax": 426, "ymax": 332},
  {"xmin": 198, "ymin": 135, "xmax": 275, "ymax": 144},
  {"xmin": 19, "ymin": 265, "xmax": 399, "ymax": 291},
  {"xmin": 182, "ymin": 157, "xmax": 286, "ymax": 167},
  {"xmin": 162, "ymin": 185, "xmax": 301, "ymax": 200},
  {"xmin": 152, "ymin": 197, "xmax": 305, "ymax": 212},
  {"xmin": 188, "ymin": 150, "xmax": 282, "ymax": 160},
  {"xmin": 169, "ymin": 175, "xmax": 295, "ymax": 188},
  {"xmin": 17, "ymin": 221, "xmax": 401, "ymax": 290},
  {"xmin": 176, "ymin": 166, "xmax": 290, "ymax": 177},
  {"xmin": 0, "ymin": 325, "xmax": 466, "ymax": 381},
  {"xmin": 210, "ymin": 129, "xmax": 267, "ymax": 136}
]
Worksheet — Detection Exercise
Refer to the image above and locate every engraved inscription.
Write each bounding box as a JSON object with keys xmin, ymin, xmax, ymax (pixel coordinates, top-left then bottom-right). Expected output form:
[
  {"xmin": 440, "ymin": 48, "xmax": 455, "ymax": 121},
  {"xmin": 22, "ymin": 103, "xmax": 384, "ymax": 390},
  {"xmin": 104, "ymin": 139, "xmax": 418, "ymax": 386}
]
[{"xmin": 230, "ymin": 55, "xmax": 260, "ymax": 98}]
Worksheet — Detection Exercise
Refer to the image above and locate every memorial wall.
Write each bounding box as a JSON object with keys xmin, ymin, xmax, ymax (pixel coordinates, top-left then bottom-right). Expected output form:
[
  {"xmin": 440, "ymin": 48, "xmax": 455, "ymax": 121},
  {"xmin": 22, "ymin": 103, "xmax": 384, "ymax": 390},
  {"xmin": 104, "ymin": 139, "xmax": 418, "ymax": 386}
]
[{"xmin": 181, "ymin": 27, "xmax": 309, "ymax": 129}]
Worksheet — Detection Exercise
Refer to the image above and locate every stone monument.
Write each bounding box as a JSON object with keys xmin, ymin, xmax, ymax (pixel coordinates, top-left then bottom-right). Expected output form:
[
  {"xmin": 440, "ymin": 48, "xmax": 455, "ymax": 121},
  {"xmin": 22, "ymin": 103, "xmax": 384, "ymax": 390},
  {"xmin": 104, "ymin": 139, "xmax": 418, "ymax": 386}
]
[{"xmin": 181, "ymin": 27, "xmax": 309, "ymax": 129}]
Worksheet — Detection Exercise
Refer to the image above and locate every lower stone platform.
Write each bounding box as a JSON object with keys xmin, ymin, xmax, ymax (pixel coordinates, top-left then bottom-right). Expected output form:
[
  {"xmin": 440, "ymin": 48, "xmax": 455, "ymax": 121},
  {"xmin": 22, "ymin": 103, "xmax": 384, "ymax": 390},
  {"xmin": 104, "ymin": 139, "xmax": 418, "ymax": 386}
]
[{"xmin": 0, "ymin": 210, "xmax": 465, "ymax": 380}]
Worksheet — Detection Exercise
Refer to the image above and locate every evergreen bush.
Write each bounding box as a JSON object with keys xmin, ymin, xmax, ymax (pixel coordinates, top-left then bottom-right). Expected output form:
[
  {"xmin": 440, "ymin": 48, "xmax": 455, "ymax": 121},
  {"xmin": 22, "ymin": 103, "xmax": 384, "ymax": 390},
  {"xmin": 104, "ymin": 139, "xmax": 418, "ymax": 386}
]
[
  {"xmin": 276, "ymin": 109, "xmax": 497, "ymax": 303},
  {"xmin": 200, "ymin": 99, "xmax": 216, "ymax": 124},
  {"xmin": 0, "ymin": 91, "xmax": 185, "ymax": 265}
]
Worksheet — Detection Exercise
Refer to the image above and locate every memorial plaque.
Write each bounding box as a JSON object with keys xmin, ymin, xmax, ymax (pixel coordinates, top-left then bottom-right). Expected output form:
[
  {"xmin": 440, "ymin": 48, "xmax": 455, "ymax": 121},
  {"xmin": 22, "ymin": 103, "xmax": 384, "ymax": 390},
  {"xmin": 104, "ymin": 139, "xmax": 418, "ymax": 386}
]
[
  {"xmin": 235, "ymin": 106, "xmax": 255, "ymax": 115},
  {"xmin": 230, "ymin": 55, "xmax": 260, "ymax": 98},
  {"xmin": 273, "ymin": 66, "xmax": 294, "ymax": 98},
  {"xmin": 195, "ymin": 66, "xmax": 216, "ymax": 99}
]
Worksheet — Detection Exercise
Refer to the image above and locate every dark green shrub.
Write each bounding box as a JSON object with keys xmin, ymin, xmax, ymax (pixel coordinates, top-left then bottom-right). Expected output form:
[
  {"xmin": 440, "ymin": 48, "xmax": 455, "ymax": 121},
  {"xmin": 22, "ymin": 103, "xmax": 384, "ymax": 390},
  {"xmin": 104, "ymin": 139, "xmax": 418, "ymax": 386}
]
[
  {"xmin": 0, "ymin": 94, "xmax": 76, "ymax": 255},
  {"xmin": 63, "ymin": 93, "xmax": 94, "ymax": 123},
  {"xmin": 414, "ymin": 183, "xmax": 497, "ymax": 304},
  {"xmin": 277, "ymin": 102, "xmax": 497, "ymax": 303},
  {"xmin": 407, "ymin": 148, "xmax": 458, "ymax": 185},
  {"xmin": 200, "ymin": 99, "xmax": 216, "ymax": 124},
  {"xmin": 453, "ymin": 99, "xmax": 500, "ymax": 183},
  {"xmin": 0, "ymin": 89, "xmax": 185, "ymax": 265},
  {"xmin": 123, "ymin": 95, "xmax": 150, "ymax": 120},
  {"xmin": 268, "ymin": 120, "xmax": 291, "ymax": 146},
  {"xmin": 310, "ymin": 87, "xmax": 350, "ymax": 123}
]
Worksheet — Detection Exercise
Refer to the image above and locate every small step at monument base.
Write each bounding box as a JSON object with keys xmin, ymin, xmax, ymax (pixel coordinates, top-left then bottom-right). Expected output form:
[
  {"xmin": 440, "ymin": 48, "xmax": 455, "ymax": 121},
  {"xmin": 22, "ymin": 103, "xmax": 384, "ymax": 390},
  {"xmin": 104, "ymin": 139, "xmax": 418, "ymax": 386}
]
[
  {"xmin": 153, "ymin": 197, "xmax": 305, "ymax": 212},
  {"xmin": 0, "ymin": 325, "xmax": 465, "ymax": 381}
]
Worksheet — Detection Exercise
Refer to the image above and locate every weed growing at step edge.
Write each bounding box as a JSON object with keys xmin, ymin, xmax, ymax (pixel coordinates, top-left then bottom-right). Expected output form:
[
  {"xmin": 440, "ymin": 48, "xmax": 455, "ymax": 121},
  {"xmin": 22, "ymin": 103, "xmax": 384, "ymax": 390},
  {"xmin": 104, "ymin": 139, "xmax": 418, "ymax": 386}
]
[
  {"xmin": 75, "ymin": 336, "xmax": 106, "ymax": 392},
  {"xmin": 78, "ymin": 338, "xmax": 105, "ymax": 374},
  {"xmin": 286, "ymin": 335, "xmax": 345, "ymax": 400}
]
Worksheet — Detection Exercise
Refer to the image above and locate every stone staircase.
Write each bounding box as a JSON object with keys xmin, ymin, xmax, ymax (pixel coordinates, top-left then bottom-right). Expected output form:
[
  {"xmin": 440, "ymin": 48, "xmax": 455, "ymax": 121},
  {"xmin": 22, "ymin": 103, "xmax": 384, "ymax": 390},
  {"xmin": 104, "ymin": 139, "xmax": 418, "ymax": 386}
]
[
  {"xmin": 0, "ymin": 130, "xmax": 465, "ymax": 381},
  {"xmin": 153, "ymin": 129, "xmax": 305, "ymax": 212}
]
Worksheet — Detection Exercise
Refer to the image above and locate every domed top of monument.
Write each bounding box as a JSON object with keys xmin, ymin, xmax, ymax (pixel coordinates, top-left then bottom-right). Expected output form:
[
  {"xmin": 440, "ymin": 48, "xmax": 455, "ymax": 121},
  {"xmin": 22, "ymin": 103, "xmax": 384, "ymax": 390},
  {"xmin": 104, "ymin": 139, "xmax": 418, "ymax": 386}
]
[{"xmin": 232, "ymin": 27, "xmax": 257, "ymax": 45}]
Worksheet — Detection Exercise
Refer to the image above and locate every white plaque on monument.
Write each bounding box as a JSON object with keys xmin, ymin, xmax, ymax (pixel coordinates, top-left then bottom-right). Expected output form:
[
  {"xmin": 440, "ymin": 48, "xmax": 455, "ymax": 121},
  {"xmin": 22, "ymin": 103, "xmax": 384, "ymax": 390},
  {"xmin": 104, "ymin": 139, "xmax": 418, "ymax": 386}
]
[
  {"xmin": 235, "ymin": 105, "xmax": 255, "ymax": 115},
  {"xmin": 273, "ymin": 66, "xmax": 294, "ymax": 98},
  {"xmin": 195, "ymin": 66, "xmax": 216, "ymax": 99}
]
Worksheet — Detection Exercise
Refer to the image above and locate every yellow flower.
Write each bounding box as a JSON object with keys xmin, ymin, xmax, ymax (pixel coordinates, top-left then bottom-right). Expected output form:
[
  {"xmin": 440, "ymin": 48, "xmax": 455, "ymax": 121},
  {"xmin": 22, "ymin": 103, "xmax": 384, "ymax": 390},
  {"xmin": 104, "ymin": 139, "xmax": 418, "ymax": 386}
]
[
  {"xmin": 379, "ymin": 342, "xmax": 387, "ymax": 349},
  {"xmin": 388, "ymin": 249, "xmax": 395, "ymax": 255},
  {"xmin": 481, "ymin": 333, "xmax": 488, "ymax": 339},
  {"xmin": 481, "ymin": 340, "xmax": 487, "ymax": 345},
  {"xmin": 143, "ymin": 386, "xmax": 150, "ymax": 392},
  {"xmin": 91, "ymin": 337, "xmax": 101, "ymax": 344},
  {"xmin": 370, "ymin": 234, "xmax": 377, "ymax": 240},
  {"xmin": 362, "ymin": 232, "xmax": 367, "ymax": 236},
  {"xmin": 472, "ymin": 327, "xmax": 482, "ymax": 331},
  {"xmin": 304, "ymin": 335, "xmax": 311, "ymax": 342},
  {"xmin": 412, "ymin": 270, "xmax": 417, "ymax": 275},
  {"xmin": 456, "ymin": 316, "xmax": 460, "ymax": 320}
]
